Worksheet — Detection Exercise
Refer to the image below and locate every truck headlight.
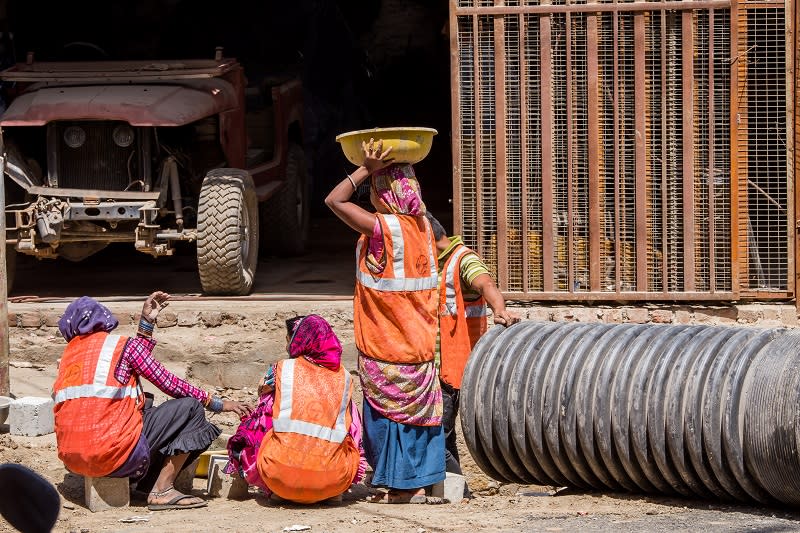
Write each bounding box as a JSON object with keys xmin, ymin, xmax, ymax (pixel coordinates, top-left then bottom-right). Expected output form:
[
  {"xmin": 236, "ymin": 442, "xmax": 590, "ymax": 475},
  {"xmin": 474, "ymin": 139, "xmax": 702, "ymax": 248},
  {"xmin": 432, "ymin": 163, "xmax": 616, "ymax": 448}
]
[
  {"xmin": 63, "ymin": 126, "xmax": 86, "ymax": 148},
  {"xmin": 113, "ymin": 125, "xmax": 135, "ymax": 148}
]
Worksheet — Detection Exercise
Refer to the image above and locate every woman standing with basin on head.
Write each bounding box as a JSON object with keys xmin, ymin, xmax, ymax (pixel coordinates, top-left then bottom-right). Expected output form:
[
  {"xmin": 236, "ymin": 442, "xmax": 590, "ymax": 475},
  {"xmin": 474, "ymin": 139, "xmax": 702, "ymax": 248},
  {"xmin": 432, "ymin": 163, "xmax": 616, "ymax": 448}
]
[{"xmin": 325, "ymin": 128, "xmax": 445, "ymax": 504}]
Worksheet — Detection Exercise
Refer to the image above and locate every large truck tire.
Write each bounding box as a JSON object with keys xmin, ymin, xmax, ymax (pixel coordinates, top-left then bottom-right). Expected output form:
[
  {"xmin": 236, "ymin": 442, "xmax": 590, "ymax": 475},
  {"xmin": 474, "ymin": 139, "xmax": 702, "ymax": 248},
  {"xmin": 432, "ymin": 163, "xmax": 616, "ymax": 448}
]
[
  {"xmin": 196, "ymin": 169, "xmax": 259, "ymax": 295},
  {"xmin": 259, "ymin": 143, "xmax": 309, "ymax": 256}
]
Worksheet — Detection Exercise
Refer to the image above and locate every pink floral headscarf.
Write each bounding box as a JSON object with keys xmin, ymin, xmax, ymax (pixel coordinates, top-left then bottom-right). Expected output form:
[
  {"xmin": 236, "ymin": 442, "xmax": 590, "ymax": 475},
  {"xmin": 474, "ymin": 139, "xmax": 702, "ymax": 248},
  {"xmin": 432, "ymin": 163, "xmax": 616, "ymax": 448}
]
[
  {"xmin": 370, "ymin": 163, "xmax": 426, "ymax": 216},
  {"xmin": 366, "ymin": 163, "xmax": 426, "ymax": 274},
  {"xmin": 287, "ymin": 314, "xmax": 342, "ymax": 371}
]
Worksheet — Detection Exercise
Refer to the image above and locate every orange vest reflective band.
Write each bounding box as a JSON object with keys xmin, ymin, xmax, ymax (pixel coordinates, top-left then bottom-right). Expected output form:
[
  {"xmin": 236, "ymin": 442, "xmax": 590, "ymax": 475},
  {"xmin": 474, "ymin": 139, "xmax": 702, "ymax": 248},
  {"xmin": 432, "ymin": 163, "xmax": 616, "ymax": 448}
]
[
  {"xmin": 439, "ymin": 245, "xmax": 488, "ymax": 389},
  {"xmin": 354, "ymin": 213, "xmax": 438, "ymax": 364},
  {"xmin": 257, "ymin": 357, "xmax": 360, "ymax": 504},
  {"xmin": 53, "ymin": 332, "xmax": 144, "ymax": 477}
]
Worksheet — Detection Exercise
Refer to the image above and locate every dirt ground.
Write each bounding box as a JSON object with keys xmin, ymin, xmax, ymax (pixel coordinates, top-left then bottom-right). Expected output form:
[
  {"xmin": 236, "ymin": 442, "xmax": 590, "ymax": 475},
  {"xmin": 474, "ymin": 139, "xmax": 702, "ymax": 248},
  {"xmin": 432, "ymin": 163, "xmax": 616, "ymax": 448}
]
[
  {"xmin": 3, "ymin": 220, "xmax": 800, "ymax": 532},
  {"xmin": 4, "ymin": 306, "xmax": 800, "ymax": 533}
]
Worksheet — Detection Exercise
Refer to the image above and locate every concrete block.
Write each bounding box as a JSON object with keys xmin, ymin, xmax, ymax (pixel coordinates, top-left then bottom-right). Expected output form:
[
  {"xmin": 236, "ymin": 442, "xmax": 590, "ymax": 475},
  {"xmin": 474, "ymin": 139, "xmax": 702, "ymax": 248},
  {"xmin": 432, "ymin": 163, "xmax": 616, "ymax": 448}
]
[
  {"xmin": 178, "ymin": 311, "xmax": 201, "ymax": 327},
  {"xmin": 174, "ymin": 458, "xmax": 199, "ymax": 494},
  {"xmin": 207, "ymin": 462, "xmax": 248, "ymax": 500},
  {"xmin": 625, "ymin": 308, "xmax": 649, "ymax": 324},
  {"xmin": 84, "ymin": 476, "xmax": 129, "ymax": 512},
  {"xmin": 650, "ymin": 310, "xmax": 673, "ymax": 324},
  {"xmin": 19, "ymin": 312, "xmax": 43, "ymax": 328},
  {"xmin": 431, "ymin": 472, "xmax": 466, "ymax": 503},
  {"xmin": 156, "ymin": 310, "xmax": 178, "ymax": 328},
  {"xmin": 9, "ymin": 396, "xmax": 54, "ymax": 436}
]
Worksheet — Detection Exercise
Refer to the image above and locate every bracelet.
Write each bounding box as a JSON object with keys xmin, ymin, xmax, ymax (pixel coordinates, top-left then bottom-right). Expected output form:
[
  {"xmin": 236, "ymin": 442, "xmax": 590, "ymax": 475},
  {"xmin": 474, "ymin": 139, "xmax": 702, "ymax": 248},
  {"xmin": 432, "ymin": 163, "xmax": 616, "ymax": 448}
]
[
  {"xmin": 346, "ymin": 174, "xmax": 357, "ymax": 191},
  {"xmin": 137, "ymin": 318, "xmax": 155, "ymax": 338},
  {"xmin": 208, "ymin": 396, "xmax": 223, "ymax": 413}
]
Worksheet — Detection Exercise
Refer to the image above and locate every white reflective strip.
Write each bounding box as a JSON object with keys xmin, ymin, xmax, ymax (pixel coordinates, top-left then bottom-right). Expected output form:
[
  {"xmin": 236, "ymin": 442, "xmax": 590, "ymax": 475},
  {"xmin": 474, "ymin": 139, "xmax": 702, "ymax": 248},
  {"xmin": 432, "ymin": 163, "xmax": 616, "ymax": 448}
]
[
  {"xmin": 277, "ymin": 359, "xmax": 296, "ymax": 421},
  {"xmin": 54, "ymin": 384, "xmax": 139, "ymax": 404},
  {"xmin": 356, "ymin": 270, "xmax": 438, "ymax": 292},
  {"xmin": 465, "ymin": 304, "xmax": 488, "ymax": 318},
  {"xmin": 444, "ymin": 247, "xmax": 470, "ymax": 308},
  {"xmin": 93, "ymin": 335, "xmax": 121, "ymax": 386},
  {"xmin": 274, "ymin": 359, "xmax": 350, "ymax": 443},
  {"xmin": 383, "ymin": 215, "xmax": 405, "ymax": 279},
  {"xmin": 273, "ymin": 419, "xmax": 348, "ymax": 443}
]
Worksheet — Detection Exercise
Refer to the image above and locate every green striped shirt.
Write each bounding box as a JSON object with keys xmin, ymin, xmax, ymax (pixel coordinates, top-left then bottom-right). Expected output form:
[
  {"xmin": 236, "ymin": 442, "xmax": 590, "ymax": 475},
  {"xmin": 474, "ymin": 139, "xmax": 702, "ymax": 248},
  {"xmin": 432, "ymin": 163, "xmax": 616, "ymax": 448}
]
[{"xmin": 435, "ymin": 236, "xmax": 490, "ymax": 368}]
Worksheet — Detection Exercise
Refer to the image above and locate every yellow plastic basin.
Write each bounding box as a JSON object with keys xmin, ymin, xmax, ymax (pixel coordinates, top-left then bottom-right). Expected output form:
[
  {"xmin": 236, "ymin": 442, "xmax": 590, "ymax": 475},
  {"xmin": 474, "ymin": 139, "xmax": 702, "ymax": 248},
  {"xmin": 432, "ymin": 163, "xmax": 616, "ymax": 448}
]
[
  {"xmin": 336, "ymin": 127, "xmax": 438, "ymax": 166},
  {"xmin": 196, "ymin": 449, "xmax": 227, "ymax": 478}
]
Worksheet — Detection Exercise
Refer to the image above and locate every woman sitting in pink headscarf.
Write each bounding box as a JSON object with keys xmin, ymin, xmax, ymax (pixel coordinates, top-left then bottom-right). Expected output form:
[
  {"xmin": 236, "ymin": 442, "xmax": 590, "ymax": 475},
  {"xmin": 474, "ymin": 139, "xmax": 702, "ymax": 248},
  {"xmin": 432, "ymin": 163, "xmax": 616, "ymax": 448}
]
[{"xmin": 226, "ymin": 314, "xmax": 366, "ymax": 503}]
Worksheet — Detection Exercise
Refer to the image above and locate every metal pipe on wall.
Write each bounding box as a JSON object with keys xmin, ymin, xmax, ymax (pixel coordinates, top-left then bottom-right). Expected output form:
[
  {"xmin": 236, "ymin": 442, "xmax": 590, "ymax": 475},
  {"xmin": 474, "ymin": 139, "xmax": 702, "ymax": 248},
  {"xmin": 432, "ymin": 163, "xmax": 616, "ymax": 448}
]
[{"xmin": 461, "ymin": 321, "xmax": 800, "ymax": 506}]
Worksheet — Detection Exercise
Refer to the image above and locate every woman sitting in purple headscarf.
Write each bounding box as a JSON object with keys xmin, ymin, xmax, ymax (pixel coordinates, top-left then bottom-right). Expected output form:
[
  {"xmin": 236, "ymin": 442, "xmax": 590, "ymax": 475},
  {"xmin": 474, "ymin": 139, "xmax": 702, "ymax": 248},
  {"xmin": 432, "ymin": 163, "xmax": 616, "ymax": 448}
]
[
  {"xmin": 226, "ymin": 314, "xmax": 367, "ymax": 503},
  {"xmin": 52, "ymin": 291, "xmax": 253, "ymax": 511}
]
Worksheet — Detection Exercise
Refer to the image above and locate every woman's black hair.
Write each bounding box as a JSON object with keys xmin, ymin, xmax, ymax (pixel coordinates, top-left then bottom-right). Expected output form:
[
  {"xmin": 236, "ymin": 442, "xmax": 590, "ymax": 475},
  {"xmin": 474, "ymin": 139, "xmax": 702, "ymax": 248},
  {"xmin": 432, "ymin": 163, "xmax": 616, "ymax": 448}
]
[
  {"xmin": 285, "ymin": 316, "xmax": 306, "ymax": 336},
  {"xmin": 425, "ymin": 211, "xmax": 447, "ymax": 241}
]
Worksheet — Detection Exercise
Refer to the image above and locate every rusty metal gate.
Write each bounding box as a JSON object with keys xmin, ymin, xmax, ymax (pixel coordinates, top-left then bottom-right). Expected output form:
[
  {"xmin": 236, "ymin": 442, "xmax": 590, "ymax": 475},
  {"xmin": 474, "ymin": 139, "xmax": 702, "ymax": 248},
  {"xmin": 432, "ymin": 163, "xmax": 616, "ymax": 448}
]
[{"xmin": 449, "ymin": 0, "xmax": 794, "ymax": 301}]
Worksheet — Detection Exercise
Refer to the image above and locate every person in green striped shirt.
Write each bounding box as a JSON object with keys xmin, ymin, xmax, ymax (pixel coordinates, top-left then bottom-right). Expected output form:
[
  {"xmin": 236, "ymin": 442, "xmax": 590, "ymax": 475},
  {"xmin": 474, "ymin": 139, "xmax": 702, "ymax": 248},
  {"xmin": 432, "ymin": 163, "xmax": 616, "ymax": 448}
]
[{"xmin": 426, "ymin": 213, "xmax": 520, "ymax": 499}]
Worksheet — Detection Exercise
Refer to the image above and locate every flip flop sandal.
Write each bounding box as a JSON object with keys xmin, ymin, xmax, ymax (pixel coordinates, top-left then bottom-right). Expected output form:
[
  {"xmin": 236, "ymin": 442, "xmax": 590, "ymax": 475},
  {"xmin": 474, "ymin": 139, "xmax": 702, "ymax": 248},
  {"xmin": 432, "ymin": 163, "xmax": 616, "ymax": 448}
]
[
  {"xmin": 368, "ymin": 491, "xmax": 427, "ymax": 504},
  {"xmin": 148, "ymin": 492, "xmax": 208, "ymax": 511}
]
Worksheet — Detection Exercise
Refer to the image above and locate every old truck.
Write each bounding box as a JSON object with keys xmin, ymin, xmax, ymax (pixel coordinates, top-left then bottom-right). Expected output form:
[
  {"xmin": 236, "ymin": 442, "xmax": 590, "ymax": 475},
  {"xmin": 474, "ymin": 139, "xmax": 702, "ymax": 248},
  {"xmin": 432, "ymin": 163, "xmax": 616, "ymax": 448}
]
[{"xmin": 0, "ymin": 49, "xmax": 309, "ymax": 295}]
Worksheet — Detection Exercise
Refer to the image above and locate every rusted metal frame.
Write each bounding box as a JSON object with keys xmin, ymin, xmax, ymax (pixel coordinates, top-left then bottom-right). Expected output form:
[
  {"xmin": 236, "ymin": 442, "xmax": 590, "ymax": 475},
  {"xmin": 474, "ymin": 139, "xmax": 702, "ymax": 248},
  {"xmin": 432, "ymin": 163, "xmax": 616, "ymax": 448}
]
[
  {"xmin": 614, "ymin": 9, "xmax": 622, "ymax": 294},
  {"xmin": 520, "ymin": 12, "xmax": 530, "ymax": 294},
  {"xmin": 729, "ymin": 0, "xmax": 741, "ymax": 297},
  {"xmin": 454, "ymin": 1, "xmax": 731, "ymax": 15},
  {"xmin": 450, "ymin": 0, "xmax": 464, "ymax": 235},
  {"xmin": 588, "ymin": 15, "xmax": 602, "ymax": 292},
  {"xmin": 635, "ymin": 13, "xmax": 648, "ymax": 291},
  {"xmin": 495, "ymin": 12, "xmax": 510, "ymax": 292},
  {"xmin": 566, "ymin": 11, "xmax": 576, "ymax": 293},
  {"xmin": 661, "ymin": 11, "xmax": 669, "ymax": 292},
  {"xmin": 541, "ymin": 14, "xmax": 555, "ymax": 292},
  {"xmin": 784, "ymin": 0, "xmax": 796, "ymax": 297},
  {"xmin": 501, "ymin": 290, "xmax": 735, "ymax": 300},
  {"xmin": 682, "ymin": 11, "xmax": 696, "ymax": 291},
  {"xmin": 26, "ymin": 186, "xmax": 159, "ymax": 201},
  {"xmin": 474, "ymin": 14, "xmax": 485, "ymax": 256},
  {"xmin": 795, "ymin": 0, "xmax": 800, "ymax": 305},
  {"xmin": 708, "ymin": 9, "xmax": 717, "ymax": 292}
]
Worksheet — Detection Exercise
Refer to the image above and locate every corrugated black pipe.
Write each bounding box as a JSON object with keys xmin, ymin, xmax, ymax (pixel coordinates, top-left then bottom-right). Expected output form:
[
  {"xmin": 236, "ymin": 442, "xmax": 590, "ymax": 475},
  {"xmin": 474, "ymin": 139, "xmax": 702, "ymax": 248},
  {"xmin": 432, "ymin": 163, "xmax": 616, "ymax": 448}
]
[{"xmin": 460, "ymin": 321, "xmax": 800, "ymax": 506}]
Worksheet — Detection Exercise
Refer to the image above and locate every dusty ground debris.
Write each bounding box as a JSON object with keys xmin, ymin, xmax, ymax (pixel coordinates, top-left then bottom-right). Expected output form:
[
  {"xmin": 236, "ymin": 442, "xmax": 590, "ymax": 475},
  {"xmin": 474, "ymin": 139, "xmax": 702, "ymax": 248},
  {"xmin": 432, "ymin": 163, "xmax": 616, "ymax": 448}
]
[{"xmin": 3, "ymin": 299, "xmax": 800, "ymax": 532}]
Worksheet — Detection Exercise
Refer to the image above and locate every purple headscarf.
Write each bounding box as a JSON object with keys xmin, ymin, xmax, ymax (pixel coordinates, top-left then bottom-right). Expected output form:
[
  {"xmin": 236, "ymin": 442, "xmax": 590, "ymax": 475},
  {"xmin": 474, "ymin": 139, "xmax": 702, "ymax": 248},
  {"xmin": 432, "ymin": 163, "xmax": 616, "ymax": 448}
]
[
  {"xmin": 58, "ymin": 296, "xmax": 119, "ymax": 342},
  {"xmin": 287, "ymin": 314, "xmax": 342, "ymax": 371}
]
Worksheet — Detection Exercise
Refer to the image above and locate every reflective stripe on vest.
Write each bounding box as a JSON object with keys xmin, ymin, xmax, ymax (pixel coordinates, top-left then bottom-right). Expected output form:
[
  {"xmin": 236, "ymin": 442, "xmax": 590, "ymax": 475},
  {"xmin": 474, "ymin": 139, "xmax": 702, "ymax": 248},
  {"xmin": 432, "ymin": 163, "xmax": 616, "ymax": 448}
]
[
  {"xmin": 442, "ymin": 246, "xmax": 488, "ymax": 318},
  {"xmin": 273, "ymin": 359, "xmax": 350, "ymax": 443},
  {"xmin": 53, "ymin": 335, "xmax": 138, "ymax": 404},
  {"xmin": 355, "ymin": 215, "xmax": 438, "ymax": 292}
]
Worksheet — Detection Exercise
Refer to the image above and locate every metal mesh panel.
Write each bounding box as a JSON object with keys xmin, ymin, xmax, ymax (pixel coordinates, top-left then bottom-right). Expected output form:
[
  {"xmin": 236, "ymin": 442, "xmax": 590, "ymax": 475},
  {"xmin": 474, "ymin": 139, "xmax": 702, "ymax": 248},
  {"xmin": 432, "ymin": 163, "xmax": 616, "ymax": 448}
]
[
  {"xmin": 712, "ymin": 10, "xmax": 731, "ymax": 292},
  {"xmin": 570, "ymin": 15, "xmax": 590, "ymax": 292},
  {"xmin": 525, "ymin": 14, "xmax": 544, "ymax": 291},
  {"xmin": 646, "ymin": 12, "xmax": 665, "ymax": 291},
  {"xmin": 505, "ymin": 14, "xmax": 524, "ymax": 291},
  {"xmin": 478, "ymin": 15, "xmax": 498, "ymax": 273},
  {"xmin": 598, "ymin": 14, "xmax": 617, "ymax": 291},
  {"xmin": 665, "ymin": 12, "xmax": 685, "ymax": 292},
  {"xmin": 737, "ymin": 7, "xmax": 788, "ymax": 291},
  {"xmin": 452, "ymin": 2, "xmax": 787, "ymax": 301},
  {"xmin": 457, "ymin": 16, "xmax": 477, "ymax": 249},
  {"xmin": 694, "ymin": 11, "xmax": 711, "ymax": 291}
]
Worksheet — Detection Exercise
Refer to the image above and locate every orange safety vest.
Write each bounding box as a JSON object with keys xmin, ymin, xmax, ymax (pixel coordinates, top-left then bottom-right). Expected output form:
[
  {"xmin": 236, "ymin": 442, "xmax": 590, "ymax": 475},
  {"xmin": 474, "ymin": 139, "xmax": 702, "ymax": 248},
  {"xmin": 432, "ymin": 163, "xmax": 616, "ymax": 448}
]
[
  {"xmin": 52, "ymin": 332, "xmax": 144, "ymax": 477},
  {"xmin": 257, "ymin": 357, "xmax": 360, "ymax": 504},
  {"xmin": 354, "ymin": 213, "xmax": 439, "ymax": 364},
  {"xmin": 439, "ymin": 244, "xmax": 488, "ymax": 389}
]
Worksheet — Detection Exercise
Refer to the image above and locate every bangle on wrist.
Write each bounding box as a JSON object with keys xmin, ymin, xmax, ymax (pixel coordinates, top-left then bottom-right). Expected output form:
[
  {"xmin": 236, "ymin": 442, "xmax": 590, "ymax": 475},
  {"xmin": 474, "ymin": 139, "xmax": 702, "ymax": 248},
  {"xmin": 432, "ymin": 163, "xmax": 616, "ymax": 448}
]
[
  {"xmin": 138, "ymin": 318, "xmax": 155, "ymax": 337},
  {"xmin": 208, "ymin": 396, "xmax": 223, "ymax": 413},
  {"xmin": 346, "ymin": 173, "xmax": 357, "ymax": 192}
]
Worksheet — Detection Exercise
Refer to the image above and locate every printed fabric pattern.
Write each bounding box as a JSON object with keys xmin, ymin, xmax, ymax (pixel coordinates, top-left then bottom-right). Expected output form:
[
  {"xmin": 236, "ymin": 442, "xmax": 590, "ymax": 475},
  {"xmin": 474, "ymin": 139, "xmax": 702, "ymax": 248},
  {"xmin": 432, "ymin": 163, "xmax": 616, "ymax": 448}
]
[{"xmin": 358, "ymin": 352, "xmax": 442, "ymax": 427}]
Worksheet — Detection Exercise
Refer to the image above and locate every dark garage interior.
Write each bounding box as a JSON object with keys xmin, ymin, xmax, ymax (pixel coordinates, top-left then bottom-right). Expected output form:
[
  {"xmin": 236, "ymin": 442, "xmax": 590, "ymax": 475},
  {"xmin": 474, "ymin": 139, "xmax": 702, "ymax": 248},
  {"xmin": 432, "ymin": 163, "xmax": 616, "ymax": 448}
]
[{"xmin": 1, "ymin": 0, "xmax": 455, "ymax": 297}]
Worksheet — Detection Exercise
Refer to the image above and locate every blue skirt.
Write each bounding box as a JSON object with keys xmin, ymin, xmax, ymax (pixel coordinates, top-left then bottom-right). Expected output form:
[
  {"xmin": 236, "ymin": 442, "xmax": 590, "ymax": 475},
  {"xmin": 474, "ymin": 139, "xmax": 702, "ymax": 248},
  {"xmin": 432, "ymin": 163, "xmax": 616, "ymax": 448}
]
[{"xmin": 362, "ymin": 399, "xmax": 446, "ymax": 490}]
